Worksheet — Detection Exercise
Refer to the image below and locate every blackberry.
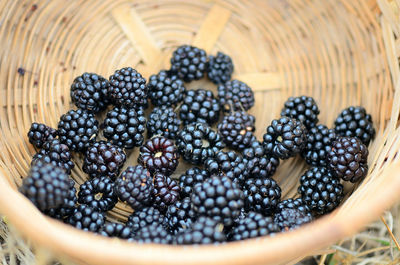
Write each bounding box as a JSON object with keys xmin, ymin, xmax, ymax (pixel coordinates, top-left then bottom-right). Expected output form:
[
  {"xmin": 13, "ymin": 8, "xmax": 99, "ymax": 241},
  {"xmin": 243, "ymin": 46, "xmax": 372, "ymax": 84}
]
[
  {"xmin": 301, "ymin": 124, "xmax": 336, "ymax": 167},
  {"xmin": 217, "ymin": 111, "xmax": 256, "ymax": 150},
  {"xmin": 298, "ymin": 167, "xmax": 344, "ymax": 215},
  {"xmin": 103, "ymin": 106, "xmax": 146, "ymax": 149},
  {"xmin": 66, "ymin": 204, "xmax": 105, "ymax": 232},
  {"xmin": 327, "ymin": 137, "xmax": 369, "ymax": 182},
  {"xmin": 170, "ymin": 45, "xmax": 207, "ymax": 82},
  {"xmin": 262, "ymin": 116, "xmax": 307, "ymax": 159},
  {"xmin": 108, "ymin": 67, "xmax": 148, "ymax": 108},
  {"xmin": 175, "ymin": 216, "xmax": 226, "ymax": 245},
  {"xmin": 27, "ymin": 122, "xmax": 58, "ymax": 149},
  {"xmin": 243, "ymin": 178, "xmax": 281, "ymax": 215},
  {"xmin": 135, "ymin": 224, "xmax": 173, "ymax": 244},
  {"xmin": 178, "ymin": 167, "xmax": 209, "ymax": 198},
  {"xmin": 115, "ymin": 166, "xmax": 153, "ymax": 210},
  {"xmin": 147, "ymin": 105, "xmax": 181, "ymax": 139},
  {"xmin": 70, "ymin": 72, "xmax": 110, "ymax": 113},
  {"xmin": 191, "ymin": 175, "xmax": 244, "ymax": 226},
  {"xmin": 77, "ymin": 176, "xmax": 117, "ymax": 212},
  {"xmin": 82, "ymin": 141, "xmax": 126, "ymax": 179},
  {"xmin": 204, "ymin": 151, "xmax": 248, "ymax": 184},
  {"xmin": 280, "ymin": 96, "xmax": 320, "ymax": 130},
  {"xmin": 138, "ymin": 136, "xmax": 179, "ymax": 176},
  {"xmin": 176, "ymin": 123, "xmax": 225, "ymax": 165},
  {"xmin": 207, "ymin": 52, "xmax": 234, "ymax": 85},
  {"xmin": 100, "ymin": 222, "xmax": 134, "ymax": 240},
  {"xmin": 57, "ymin": 109, "xmax": 98, "ymax": 152},
  {"xmin": 334, "ymin": 106, "xmax": 375, "ymax": 145},
  {"xmin": 164, "ymin": 197, "xmax": 196, "ymax": 234},
  {"xmin": 126, "ymin": 206, "xmax": 164, "ymax": 232},
  {"xmin": 19, "ymin": 162, "xmax": 70, "ymax": 211},
  {"xmin": 179, "ymin": 89, "xmax": 220, "ymax": 125},
  {"xmin": 44, "ymin": 179, "xmax": 77, "ymax": 220},
  {"xmin": 242, "ymin": 141, "xmax": 280, "ymax": 179},
  {"xmin": 229, "ymin": 212, "xmax": 279, "ymax": 241},
  {"xmin": 31, "ymin": 139, "xmax": 74, "ymax": 174},
  {"xmin": 217, "ymin": 80, "xmax": 254, "ymax": 112},
  {"xmin": 148, "ymin": 70, "xmax": 185, "ymax": 106},
  {"xmin": 276, "ymin": 198, "xmax": 312, "ymax": 218},
  {"xmin": 274, "ymin": 208, "xmax": 313, "ymax": 231},
  {"xmin": 152, "ymin": 173, "xmax": 180, "ymax": 212}
]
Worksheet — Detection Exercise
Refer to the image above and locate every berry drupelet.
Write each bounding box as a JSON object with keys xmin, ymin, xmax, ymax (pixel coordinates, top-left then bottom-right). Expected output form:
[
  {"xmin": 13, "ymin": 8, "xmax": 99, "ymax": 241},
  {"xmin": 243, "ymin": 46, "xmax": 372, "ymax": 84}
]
[
  {"xmin": 207, "ymin": 52, "xmax": 234, "ymax": 85},
  {"xmin": 135, "ymin": 224, "xmax": 173, "ymax": 244},
  {"xmin": 107, "ymin": 67, "xmax": 148, "ymax": 108},
  {"xmin": 218, "ymin": 80, "xmax": 254, "ymax": 112},
  {"xmin": 262, "ymin": 116, "xmax": 307, "ymax": 159},
  {"xmin": 126, "ymin": 206, "xmax": 165, "ymax": 233},
  {"xmin": 280, "ymin": 96, "xmax": 320, "ymax": 130},
  {"xmin": 32, "ymin": 139, "xmax": 74, "ymax": 174},
  {"xmin": 217, "ymin": 111, "xmax": 256, "ymax": 150},
  {"xmin": 170, "ymin": 45, "xmax": 207, "ymax": 82},
  {"xmin": 100, "ymin": 222, "xmax": 134, "ymax": 240},
  {"xmin": 178, "ymin": 167, "xmax": 209, "ymax": 198},
  {"xmin": 242, "ymin": 178, "xmax": 281, "ymax": 215},
  {"xmin": 152, "ymin": 173, "xmax": 180, "ymax": 212},
  {"xmin": 70, "ymin": 72, "xmax": 110, "ymax": 113},
  {"xmin": 204, "ymin": 151, "xmax": 248, "ymax": 184},
  {"xmin": 82, "ymin": 141, "xmax": 126, "ymax": 179},
  {"xmin": 57, "ymin": 109, "xmax": 98, "ymax": 152},
  {"xmin": 274, "ymin": 208, "xmax": 313, "ymax": 231},
  {"xmin": 191, "ymin": 175, "xmax": 244, "ymax": 226},
  {"xmin": 146, "ymin": 105, "xmax": 181, "ymax": 139},
  {"xmin": 115, "ymin": 166, "xmax": 153, "ymax": 210},
  {"xmin": 301, "ymin": 124, "xmax": 336, "ymax": 167},
  {"xmin": 242, "ymin": 141, "xmax": 280, "ymax": 179},
  {"xmin": 334, "ymin": 106, "xmax": 375, "ymax": 145},
  {"xmin": 77, "ymin": 176, "xmax": 117, "ymax": 212},
  {"xmin": 327, "ymin": 137, "xmax": 369, "ymax": 183},
  {"xmin": 176, "ymin": 123, "xmax": 225, "ymax": 165},
  {"xmin": 147, "ymin": 70, "xmax": 185, "ymax": 107},
  {"xmin": 66, "ymin": 204, "xmax": 105, "ymax": 232},
  {"xmin": 19, "ymin": 162, "xmax": 70, "ymax": 211},
  {"xmin": 27, "ymin": 122, "xmax": 58, "ymax": 149},
  {"xmin": 276, "ymin": 198, "xmax": 312, "ymax": 218},
  {"xmin": 179, "ymin": 89, "xmax": 220, "ymax": 126},
  {"xmin": 229, "ymin": 212, "xmax": 279, "ymax": 241},
  {"xmin": 44, "ymin": 179, "xmax": 77, "ymax": 220},
  {"xmin": 102, "ymin": 106, "xmax": 146, "ymax": 149},
  {"xmin": 164, "ymin": 197, "xmax": 196, "ymax": 234},
  {"xmin": 138, "ymin": 136, "xmax": 179, "ymax": 176},
  {"xmin": 298, "ymin": 167, "xmax": 344, "ymax": 215}
]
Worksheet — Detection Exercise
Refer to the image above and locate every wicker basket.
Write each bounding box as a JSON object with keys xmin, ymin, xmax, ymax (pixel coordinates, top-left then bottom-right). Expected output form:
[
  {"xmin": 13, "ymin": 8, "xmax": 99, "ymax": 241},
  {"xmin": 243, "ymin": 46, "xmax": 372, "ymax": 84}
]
[{"xmin": 0, "ymin": 0, "xmax": 399, "ymax": 264}]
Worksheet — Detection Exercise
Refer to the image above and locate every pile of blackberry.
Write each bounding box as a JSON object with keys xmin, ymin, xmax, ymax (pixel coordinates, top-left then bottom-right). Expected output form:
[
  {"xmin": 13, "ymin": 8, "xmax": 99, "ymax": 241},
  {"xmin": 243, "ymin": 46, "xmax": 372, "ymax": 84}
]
[{"xmin": 21, "ymin": 44, "xmax": 375, "ymax": 245}]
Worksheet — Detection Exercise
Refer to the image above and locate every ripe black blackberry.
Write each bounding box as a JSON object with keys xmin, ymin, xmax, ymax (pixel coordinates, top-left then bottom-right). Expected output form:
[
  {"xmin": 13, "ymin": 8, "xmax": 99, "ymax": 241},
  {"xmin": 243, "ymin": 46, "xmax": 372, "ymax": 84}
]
[
  {"xmin": 191, "ymin": 175, "xmax": 244, "ymax": 226},
  {"xmin": 217, "ymin": 111, "xmax": 256, "ymax": 150},
  {"xmin": 19, "ymin": 162, "xmax": 70, "ymax": 211},
  {"xmin": 298, "ymin": 167, "xmax": 344, "ymax": 215},
  {"xmin": 70, "ymin": 72, "xmax": 110, "ymax": 113},
  {"xmin": 44, "ymin": 179, "xmax": 77, "ymax": 220},
  {"xmin": 276, "ymin": 198, "xmax": 312, "ymax": 218},
  {"xmin": 262, "ymin": 116, "xmax": 307, "ymax": 159},
  {"xmin": 147, "ymin": 70, "xmax": 185, "ymax": 106},
  {"xmin": 280, "ymin": 96, "xmax": 320, "ymax": 130},
  {"xmin": 301, "ymin": 124, "xmax": 336, "ymax": 167},
  {"xmin": 176, "ymin": 123, "xmax": 225, "ymax": 165},
  {"xmin": 204, "ymin": 151, "xmax": 248, "ymax": 184},
  {"xmin": 327, "ymin": 137, "xmax": 369, "ymax": 183},
  {"xmin": 27, "ymin": 122, "xmax": 58, "ymax": 149},
  {"xmin": 334, "ymin": 106, "xmax": 375, "ymax": 145},
  {"xmin": 115, "ymin": 166, "xmax": 153, "ymax": 210},
  {"xmin": 179, "ymin": 89, "xmax": 220, "ymax": 125},
  {"xmin": 138, "ymin": 136, "xmax": 179, "ymax": 176},
  {"xmin": 178, "ymin": 167, "xmax": 209, "ymax": 198},
  {"xmin": 135, "ymin": 224, "xmax": 173, "ymax": 244},
  {"xmin": 126, "ymin": 206, "xmax": 165, "ymax": 233},
  {"xmin": 99, "ymin": 222, "xmax": 134, "ymax": 240},
  {"xmin": 83, "ymin": 141, "xmax": 126, "ymax": 179},
  {"xmin": 107, "ymin": 67, "xmax": 148, "ymax": 108},
  {"xmin": 66, "ymin": 204, "xmax": 105, "ymax": 232},
  {"xmin": 164, "ymin": 197, "xmax": 196, "ymax": 234},
  {"xmin": 242, "ymin": 141, "xmax": 280, "ymax": 179},
  {"xmin": 102, "ymin": 106, "xmax": 146, "ymax": 149},
  {"xmin": 147, "ymin": 105, "xmax": 181, "ymax": 139},
  {"xmin": 217, "ymin": 80, "xmax": 254, "ymax": 112},
  {"xmin": 243, "ymin": 178, "xmax": 281, "ymax": 215},
  {"xmin": 274, "ymin": 208, "xmax": 313, "ymax": 231},
  {"xmin": 32, "ymin": 139, "xmax": 74, "ymax": 175},
  {"xmin": 175, "ymin": 216, "xmax": 226, "ymax": 245},
  {"xmin": 207, "ymin": 52, "xmax": 234, "ymax": 85},
  {"xmin": 170, "ymin": 45, "xmax": 207, "ymax": 82},
  {"xmin": 57, "ymin": 109, "xmax": 98, "ymax": 152},
  {"xmin": 152, "ymin": 173, "xmax": 180, "ymax": 212},
  {"xmin": 229, "ymin": 212, "xmax": 279, "ymax": 241},
  {"xmin": 78, "ymin": 176, "xmax": 117, "ymax": 212}
]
